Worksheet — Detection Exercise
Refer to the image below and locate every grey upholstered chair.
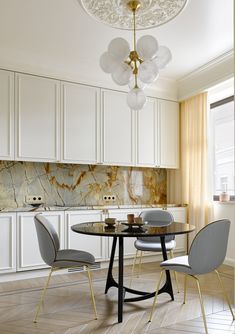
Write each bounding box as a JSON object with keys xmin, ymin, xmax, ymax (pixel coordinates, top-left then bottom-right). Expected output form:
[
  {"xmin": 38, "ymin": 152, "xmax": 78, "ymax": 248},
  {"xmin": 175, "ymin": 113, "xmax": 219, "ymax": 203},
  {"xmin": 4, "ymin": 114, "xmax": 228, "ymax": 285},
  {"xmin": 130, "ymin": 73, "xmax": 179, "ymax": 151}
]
[
  {"xmin": 33, "ymin": 214, "xmax": 97, "ymax": 323},
  {"xmin": 149, "ymin": 219, "xmax": 235, "ymax": 334},
  {"xmin": 130, "ymin": 210, "xmax": 179, "ymax": 292}
]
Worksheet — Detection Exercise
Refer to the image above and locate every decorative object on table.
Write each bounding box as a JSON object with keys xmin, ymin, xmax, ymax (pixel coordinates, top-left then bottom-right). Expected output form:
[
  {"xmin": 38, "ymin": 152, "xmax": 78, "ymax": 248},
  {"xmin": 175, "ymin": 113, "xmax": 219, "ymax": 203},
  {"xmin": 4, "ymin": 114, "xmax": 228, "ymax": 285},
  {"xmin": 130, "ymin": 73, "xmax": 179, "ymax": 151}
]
[
  {"xmin": 104, "ymin": 218, "xmax": 116, "ymax": 229},
  {"xmin": 219, "ymin": 184, "xmax": 230, "ymax": 202},
  {"xmin": 127, "ymin": 213, "xmax": 135, "ymax": 224},
  {"xmin": 79, "ymin": 0, "xmax": 188, "ymax": 110},
  {"xmin": 121, "ymin": 221, "xmax": 146, "ymax": 233},
  {"xmin": 134, "ymin": 217, "xmax": 143, "ymax": 224}
]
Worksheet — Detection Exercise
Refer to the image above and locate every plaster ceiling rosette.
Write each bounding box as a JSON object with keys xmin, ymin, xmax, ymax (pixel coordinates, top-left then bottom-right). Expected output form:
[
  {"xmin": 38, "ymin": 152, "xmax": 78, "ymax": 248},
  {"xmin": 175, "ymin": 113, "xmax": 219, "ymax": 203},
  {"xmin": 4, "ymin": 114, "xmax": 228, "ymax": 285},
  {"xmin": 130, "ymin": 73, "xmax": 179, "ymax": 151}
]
[{"xmin": 79, "ymin": 0, "xmax": 188, "ymax": 30}]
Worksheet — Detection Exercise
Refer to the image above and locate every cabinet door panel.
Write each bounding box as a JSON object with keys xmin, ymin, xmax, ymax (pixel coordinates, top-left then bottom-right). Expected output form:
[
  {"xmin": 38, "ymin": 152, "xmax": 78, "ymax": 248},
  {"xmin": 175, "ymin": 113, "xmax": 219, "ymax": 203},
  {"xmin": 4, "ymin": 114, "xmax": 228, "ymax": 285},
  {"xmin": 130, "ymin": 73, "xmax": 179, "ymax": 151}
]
[
  {"xmin": 108, "ymin": 210, "xmax": 141, "ymax": 257},
  {"xmin": 0, "ymin": 70, "xmax": 14, "ymax": 160},
  {"xmin": 137, "ymin": 98, "xmax": 156, "ymax": 166},
  {"xmin": 62, "ymin": 83, "xmax": 100, "ymax": 163},
  {"xmin": 102, "ymin": 90, "xmax": 134, "ymax": 166},
  {"xmin": 167, "ymin": 208, "xmax": 187, "ymax": 253},
  {"xmin": 15, "ymin": 73, "xmax": 60, "ymax": 161},
  {"xmin": 0, "ymin": 214, "xmax": 16, "ymax": 273},
  {"xmin": 17, "ymin": 212, "xmax": 64, "ymax": 271},
  {"xmin": 66, "ymin": 211, "xmax": 104, "ymax": 261},
  {"xmin": 158, "ymin": 100, "xmax": 179, "ymax": 168}
]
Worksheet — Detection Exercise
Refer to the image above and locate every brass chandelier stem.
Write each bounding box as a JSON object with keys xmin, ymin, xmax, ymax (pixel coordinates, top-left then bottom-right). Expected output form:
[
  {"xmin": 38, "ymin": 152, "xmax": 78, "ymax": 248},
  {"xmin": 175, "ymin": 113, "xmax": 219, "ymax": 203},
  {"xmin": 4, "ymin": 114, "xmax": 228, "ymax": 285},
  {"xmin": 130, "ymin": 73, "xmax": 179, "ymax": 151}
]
[{"xmin": 127, "ymin": 0, "xmax": 141, "ymax": 89}]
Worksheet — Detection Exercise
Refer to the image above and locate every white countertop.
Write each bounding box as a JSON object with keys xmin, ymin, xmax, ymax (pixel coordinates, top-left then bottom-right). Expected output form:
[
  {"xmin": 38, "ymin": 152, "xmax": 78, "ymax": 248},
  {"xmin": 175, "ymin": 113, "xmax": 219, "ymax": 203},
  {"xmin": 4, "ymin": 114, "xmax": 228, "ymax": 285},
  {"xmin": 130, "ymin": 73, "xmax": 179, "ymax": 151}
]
[{"xmin": 0, "ymin": 204, "xmax": 187, "ymax": 213}]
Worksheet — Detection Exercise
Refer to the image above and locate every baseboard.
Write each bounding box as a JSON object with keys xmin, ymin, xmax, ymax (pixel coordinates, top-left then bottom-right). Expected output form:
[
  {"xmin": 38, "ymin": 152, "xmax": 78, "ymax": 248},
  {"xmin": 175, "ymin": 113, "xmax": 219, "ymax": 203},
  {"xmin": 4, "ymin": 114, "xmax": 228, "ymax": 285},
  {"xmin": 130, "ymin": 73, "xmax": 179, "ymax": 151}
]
[{"xmin": 224, "ymin": 257, "xmax": 235, "ymax": 267}]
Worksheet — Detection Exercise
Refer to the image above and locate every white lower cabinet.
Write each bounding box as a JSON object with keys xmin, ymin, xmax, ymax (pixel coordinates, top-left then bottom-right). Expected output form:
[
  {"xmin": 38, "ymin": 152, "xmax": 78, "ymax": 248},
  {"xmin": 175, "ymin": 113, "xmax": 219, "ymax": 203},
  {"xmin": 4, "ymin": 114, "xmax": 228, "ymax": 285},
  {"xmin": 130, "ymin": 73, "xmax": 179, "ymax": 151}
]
[
  {"xmin": 17, "ymin": 212, "xmax": 64, "ymax": 271},
  {"xmin": 4, "ymin": 207, "xmax": 186, "ymax": 275},
  {"xmin": 167, "ymin": 207, "xmax": 187, "ymax": 253},
  {"xmin": 108, "ymin": 209, "xmax": 141, "ymax": 258},
  {"xmin": 0, "ymin": 213, "xmax": 16, "ymax": 273},
  {"xmin": 65, "ymin": 211, "xmax": 105, "ymax": 262}
]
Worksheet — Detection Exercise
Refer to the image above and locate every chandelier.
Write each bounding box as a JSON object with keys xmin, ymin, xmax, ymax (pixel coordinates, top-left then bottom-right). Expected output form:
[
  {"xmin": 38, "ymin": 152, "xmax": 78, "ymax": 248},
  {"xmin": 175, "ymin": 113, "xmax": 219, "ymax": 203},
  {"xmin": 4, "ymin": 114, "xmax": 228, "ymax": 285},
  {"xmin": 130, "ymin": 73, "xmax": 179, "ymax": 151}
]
[{"xmin": 79, "ymin": 0, "xmax": 188, "ymax": 110}]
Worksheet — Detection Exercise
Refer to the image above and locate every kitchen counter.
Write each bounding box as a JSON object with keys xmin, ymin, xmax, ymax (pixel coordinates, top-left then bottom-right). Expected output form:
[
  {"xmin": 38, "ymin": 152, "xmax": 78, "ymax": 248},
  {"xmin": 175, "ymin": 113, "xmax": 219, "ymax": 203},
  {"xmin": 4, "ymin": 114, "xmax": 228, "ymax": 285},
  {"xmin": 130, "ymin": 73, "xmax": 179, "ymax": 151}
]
[{"xmin": 0, "ymin": 204, "xmax": 187, "ymax": 213}]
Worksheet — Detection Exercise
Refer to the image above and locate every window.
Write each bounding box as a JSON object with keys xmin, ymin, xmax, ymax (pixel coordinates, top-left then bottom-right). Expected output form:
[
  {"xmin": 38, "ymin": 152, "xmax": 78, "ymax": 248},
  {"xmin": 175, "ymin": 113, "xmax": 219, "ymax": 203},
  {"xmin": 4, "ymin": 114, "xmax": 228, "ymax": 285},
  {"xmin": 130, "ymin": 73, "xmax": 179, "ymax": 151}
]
[{"xmin": 210, "ymin": 96, "xmax": 234, "ymax": 200}]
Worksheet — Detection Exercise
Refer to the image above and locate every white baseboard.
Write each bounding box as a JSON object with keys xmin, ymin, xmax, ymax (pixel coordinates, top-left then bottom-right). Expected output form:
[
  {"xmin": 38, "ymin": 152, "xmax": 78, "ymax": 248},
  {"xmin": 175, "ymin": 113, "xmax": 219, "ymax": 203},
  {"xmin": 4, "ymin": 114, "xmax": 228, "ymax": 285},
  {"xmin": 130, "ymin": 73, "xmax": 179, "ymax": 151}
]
[{"xmin": 224, "ymin": 257, "xmax": 235, "ymax": 267}]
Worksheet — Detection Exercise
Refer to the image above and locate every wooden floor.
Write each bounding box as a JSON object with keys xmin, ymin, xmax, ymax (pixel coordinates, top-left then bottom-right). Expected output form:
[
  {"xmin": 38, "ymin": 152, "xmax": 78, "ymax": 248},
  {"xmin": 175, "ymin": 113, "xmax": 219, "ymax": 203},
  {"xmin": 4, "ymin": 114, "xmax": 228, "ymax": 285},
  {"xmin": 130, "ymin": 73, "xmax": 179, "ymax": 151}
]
[{"xmin": 0, "ymin": 262, "xmax": 234, "ymax": 334}]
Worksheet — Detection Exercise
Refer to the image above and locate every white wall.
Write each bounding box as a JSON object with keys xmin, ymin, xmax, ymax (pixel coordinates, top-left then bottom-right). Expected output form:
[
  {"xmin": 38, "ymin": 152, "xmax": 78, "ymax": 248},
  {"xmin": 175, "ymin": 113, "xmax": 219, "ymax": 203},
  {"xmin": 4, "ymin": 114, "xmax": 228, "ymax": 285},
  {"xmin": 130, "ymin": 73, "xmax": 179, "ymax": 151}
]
[{"xmin": 213, "ymin": 203, "xmax": 235, "ymax": 266}]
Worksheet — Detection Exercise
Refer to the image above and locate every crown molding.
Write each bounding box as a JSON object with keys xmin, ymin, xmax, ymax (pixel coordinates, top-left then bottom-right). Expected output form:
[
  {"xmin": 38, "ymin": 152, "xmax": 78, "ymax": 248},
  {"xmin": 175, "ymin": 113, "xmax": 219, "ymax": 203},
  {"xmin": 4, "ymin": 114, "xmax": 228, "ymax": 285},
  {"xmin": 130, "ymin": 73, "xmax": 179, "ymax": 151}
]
[{"xmin": 177, "ymin": 50, "xmax": 234, "ymax": 101}]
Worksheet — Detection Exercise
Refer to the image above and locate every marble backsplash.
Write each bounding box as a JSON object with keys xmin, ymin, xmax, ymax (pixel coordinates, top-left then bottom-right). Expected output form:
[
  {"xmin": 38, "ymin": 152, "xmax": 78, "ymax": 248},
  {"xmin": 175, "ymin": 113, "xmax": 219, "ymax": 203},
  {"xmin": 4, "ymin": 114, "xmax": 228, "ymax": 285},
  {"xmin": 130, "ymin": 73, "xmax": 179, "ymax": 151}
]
[{"xmin": 0, "ymin": 161, "xmax": 166, "ymax": 208}]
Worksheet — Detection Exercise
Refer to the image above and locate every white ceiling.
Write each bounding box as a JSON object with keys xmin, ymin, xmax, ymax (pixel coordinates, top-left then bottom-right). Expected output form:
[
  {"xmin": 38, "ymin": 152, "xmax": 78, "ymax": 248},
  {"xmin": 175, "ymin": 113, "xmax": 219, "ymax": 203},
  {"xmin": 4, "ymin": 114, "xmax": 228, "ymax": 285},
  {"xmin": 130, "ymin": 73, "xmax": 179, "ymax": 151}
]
[{"xmin": 0, "ymin": 0, "xmax": 233, "ymax": 83}]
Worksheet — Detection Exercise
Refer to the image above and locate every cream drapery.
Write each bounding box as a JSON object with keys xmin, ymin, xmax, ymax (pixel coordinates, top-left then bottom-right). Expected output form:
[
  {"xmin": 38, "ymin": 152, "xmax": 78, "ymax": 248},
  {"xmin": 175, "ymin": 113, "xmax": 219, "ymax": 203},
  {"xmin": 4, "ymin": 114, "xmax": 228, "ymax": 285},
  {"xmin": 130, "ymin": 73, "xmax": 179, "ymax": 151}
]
[{"xmin": 168, "ymin": 92, "xmax": 212, "ymax": 244}]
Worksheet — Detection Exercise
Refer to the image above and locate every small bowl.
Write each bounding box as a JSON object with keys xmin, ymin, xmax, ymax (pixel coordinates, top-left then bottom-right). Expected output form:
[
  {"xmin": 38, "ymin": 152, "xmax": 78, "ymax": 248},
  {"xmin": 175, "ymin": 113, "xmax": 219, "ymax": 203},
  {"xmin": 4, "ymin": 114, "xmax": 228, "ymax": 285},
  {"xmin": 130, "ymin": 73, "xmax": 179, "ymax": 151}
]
[
  {"xmin": 134, "ymin": 217, "xmax": 143, "ymax": 224},
  {"xmin": 105, "ymin": 218, "xmax": 116, "ymax": 226}
]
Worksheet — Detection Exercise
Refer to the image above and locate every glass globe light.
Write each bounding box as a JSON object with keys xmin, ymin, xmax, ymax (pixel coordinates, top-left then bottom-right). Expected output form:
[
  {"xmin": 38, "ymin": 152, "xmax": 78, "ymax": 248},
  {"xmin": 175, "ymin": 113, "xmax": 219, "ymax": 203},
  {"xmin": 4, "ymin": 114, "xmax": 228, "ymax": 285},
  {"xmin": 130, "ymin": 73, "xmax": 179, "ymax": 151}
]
[
  {"xmin": 100, "ymin": 51, "xmax": 120, "ymax": 73},
  {"xmin": 154, "ymin": 46, "xmax": 172, "ymax": 69},
  {"xmin": 137, "ymin": 35, "xmax": 159, "ymax": 60},
  {"xmin": 112, "ymin": 63, "xmax": 132, "ymax": 86},
  {"xmin": 128, "ymin": 76, "xmax": 146, "ymax": 90},
  {"xmin": 108, "ymin": 37, "xmax": 130, "ymax": 61},
  {"xmin": 139, "ymin": 60, "xmax": 159, "ymax": 84},
  {"xmin": 127, "ymin": 88, "xmax": 146, "ymax": 110}
]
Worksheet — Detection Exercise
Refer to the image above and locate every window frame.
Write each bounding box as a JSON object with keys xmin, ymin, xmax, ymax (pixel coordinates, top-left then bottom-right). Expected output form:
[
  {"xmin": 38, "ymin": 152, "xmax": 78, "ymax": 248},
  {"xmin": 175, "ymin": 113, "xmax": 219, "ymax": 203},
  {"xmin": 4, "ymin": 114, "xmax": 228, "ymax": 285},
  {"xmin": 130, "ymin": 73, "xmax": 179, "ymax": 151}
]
[{"xmin": 210, "ymin": 95, "xmax": 235, "ymax": 201}]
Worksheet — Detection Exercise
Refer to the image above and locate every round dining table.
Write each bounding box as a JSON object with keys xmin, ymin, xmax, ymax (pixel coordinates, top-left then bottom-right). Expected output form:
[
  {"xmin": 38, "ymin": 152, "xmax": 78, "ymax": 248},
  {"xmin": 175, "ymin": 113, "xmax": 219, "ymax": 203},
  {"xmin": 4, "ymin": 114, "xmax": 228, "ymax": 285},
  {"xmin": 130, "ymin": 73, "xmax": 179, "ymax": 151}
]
[{"xmin": 71, "ymin": 220, "xmax": 195, "ymax": 323}]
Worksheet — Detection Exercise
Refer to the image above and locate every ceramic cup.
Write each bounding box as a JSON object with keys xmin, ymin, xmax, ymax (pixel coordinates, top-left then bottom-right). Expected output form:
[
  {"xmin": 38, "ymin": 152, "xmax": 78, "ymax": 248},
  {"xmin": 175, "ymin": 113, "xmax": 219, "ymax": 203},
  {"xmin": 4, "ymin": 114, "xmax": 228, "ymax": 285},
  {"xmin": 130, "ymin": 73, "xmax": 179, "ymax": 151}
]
[{"xmin": 127, "ymin": 214, "xmax": 135, "ymax": 224}]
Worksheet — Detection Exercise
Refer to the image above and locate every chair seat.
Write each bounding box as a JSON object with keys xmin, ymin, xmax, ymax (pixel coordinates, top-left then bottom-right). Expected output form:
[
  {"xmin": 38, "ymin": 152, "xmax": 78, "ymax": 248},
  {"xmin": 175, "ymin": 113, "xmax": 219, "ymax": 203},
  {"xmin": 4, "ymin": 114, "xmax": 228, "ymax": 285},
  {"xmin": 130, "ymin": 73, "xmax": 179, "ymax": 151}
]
[
  {"xmin": 134, "ymin": 239, "xmax": 176, "ymax": 252},
  {"xmin": 53, "ymin": 249, "xmax": 95, "ymax": 268},
  {"xmin": 160, "ymin": 255, "xmax": 194, "ymax": 274}
]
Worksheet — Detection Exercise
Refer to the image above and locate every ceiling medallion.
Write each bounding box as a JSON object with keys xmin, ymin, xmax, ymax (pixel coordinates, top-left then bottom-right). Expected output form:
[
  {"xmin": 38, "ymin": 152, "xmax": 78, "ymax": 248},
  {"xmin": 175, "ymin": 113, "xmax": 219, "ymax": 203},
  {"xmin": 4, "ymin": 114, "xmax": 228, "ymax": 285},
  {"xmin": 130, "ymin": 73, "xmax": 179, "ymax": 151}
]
[{"xmin": 79, "ymin": 0, "xmax": 188, "ymax": 30}]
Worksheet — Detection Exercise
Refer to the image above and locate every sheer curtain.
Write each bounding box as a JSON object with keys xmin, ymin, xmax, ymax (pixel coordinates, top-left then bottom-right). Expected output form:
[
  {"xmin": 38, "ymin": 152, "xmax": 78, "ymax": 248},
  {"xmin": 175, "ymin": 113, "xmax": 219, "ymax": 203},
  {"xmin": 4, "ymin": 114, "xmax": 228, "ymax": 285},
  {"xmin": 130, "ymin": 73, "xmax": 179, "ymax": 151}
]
[{"xmin": 168, "ymin": 92, "xmax": 212, "ymax": 244}]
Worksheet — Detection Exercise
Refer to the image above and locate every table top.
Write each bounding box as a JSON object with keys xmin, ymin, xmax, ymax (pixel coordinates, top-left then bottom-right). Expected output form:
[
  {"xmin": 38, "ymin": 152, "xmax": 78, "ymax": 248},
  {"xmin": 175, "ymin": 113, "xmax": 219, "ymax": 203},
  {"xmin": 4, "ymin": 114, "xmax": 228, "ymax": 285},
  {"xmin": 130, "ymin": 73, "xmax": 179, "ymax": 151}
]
[{"xmin": 71, "ymin": 221, "xmax": 195, "ymax": 237}]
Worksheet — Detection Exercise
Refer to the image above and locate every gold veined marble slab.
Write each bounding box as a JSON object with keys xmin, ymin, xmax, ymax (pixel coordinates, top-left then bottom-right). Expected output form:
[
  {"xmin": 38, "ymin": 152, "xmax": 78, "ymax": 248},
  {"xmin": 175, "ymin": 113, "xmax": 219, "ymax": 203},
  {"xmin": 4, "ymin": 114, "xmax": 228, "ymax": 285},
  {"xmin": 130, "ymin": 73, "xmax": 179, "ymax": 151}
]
[{"xmin": 0, "ymin": 161, "xmax": 166, "ymax": 209}]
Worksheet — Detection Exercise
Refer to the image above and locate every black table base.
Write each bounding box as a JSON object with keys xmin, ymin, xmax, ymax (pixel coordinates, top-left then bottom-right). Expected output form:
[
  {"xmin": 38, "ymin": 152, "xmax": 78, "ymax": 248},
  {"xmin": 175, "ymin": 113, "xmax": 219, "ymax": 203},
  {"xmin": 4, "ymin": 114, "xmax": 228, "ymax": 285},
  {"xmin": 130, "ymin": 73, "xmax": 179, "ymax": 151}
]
[{"xmin": 105, "ymin": 236, "xmax": 174, "ymax": 323}]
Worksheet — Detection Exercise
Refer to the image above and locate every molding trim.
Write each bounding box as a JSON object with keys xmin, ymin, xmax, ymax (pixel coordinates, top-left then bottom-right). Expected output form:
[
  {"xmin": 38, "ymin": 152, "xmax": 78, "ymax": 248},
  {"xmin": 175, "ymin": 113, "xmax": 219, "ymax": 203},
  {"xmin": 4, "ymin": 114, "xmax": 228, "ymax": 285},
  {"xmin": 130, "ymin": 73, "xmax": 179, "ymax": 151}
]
[{"xmin": 177, "ymin": 50, "xmax": 234, "ymax": 101}]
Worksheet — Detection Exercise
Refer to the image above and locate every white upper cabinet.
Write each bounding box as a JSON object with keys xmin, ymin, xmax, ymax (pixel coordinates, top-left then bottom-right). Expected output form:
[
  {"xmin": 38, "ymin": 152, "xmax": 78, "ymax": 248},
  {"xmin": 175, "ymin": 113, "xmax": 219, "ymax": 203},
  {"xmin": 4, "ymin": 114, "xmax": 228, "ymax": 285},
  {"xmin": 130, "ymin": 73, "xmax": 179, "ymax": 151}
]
[
  {"xmin": 61, "ymin": 82, "xmax": 101, "ymax": 164},
  {"xmin": 0, "ymin": 70, "xmax": 14, "ymax": 160},
  {"xmin": 136, "ymin": 97, "xmax": 156, "ymax": 167},
  {"xmin": 102, "ymin": 90, "xmax": 134, "ymax": 166},
  {"xmin": 157, "ymin": 100, "xmax": 179, "ymax": 168},
  {"xmin": 15, "ymin": 73, "xmax": 60, "ymax": 162},
  {"xmin": 0, "ymin": 68, "xmax": 179, "ymax": 167}
]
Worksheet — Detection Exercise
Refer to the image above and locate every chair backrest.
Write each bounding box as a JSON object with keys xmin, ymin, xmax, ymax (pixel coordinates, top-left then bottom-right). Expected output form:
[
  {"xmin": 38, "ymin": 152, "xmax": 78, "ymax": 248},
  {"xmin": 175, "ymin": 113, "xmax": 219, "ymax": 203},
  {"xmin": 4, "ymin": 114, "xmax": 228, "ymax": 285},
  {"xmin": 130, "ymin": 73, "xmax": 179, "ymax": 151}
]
[
  {"xmin": 188, "ymin": 219, "xmax": 231, "ymax": 274},
  {"xmin": 138, "ymin": 210, "xmax": 174, "ymax": 242},
  {"xmin": 34, "ymin": 214, "xmax": 60, "ymax": 266}
]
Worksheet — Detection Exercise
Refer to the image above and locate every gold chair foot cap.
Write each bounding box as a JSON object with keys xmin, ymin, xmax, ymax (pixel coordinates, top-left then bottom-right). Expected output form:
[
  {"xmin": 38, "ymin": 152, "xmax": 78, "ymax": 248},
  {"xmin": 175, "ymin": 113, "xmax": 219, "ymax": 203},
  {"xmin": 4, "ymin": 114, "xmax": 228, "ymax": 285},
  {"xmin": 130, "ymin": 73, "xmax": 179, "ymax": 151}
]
[
  {"xmin": 148, "ymin": 320, "xmax": 151, "ymax": 323},
  {"xmin": 33, "ymin": 320, "xmax": 37, "ymax": 323}
]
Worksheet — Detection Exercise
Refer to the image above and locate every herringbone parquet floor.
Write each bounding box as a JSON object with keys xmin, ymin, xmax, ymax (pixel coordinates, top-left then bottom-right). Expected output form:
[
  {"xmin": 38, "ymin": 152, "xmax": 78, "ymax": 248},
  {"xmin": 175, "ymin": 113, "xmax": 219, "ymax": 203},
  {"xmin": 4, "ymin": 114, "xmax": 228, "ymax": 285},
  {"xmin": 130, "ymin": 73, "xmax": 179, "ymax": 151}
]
[{"xmin": 0, "ymin": 262, "xmax": 234, "ymax": 334}]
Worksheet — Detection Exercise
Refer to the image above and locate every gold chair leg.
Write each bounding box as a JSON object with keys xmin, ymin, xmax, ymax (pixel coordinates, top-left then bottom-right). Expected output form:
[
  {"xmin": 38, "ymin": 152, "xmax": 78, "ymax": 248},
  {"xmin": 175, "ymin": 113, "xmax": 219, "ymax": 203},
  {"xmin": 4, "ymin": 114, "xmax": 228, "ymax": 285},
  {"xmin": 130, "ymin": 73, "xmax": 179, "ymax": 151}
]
[
  {"xmin": 86, "ymin": 266, "xmax": 98, "ymax": 320},
  {"xmin": 191, "ymin": 275, "xmax": 208, "ymax": 334},
  {"xmin": 170, "ymin": 250, "xmax": 180, "ymax": 293},
  {"xmin": 183, "ymin": 275, "xmax": 187, "ymax": 304},
  {"xmin": 33, "ymin": 268, "xmax": 53, "ymax": 323},
  {"xmin": 149, "ymin": 270, "xmax": 164, "ymax": 322},
  {"xmin": 129, "ymin": 250, "xmax": 139, "ymax": 288},
  {"xmin": 137, "ymin": 251, "xmax": 143, "ymax": 278},
  {"xmin": 215, "ymin": 270, "xmax": 235, "ymax": 320}
]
